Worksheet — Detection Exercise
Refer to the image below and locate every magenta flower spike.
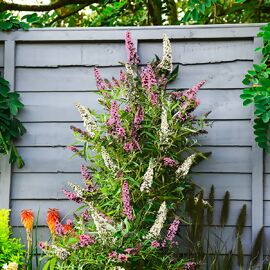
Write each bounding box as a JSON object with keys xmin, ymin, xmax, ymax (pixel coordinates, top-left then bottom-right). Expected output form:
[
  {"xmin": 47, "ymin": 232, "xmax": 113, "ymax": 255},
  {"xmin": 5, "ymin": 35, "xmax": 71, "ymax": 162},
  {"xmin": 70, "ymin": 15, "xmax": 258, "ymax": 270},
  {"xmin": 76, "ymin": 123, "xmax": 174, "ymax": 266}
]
[
  {"xmin": 125, "ymin": 31, "xmax": 140, "ymax": 65},
  {"xmin": 122, "ymin": 180, "xmax": 133, "ymax": 220},
  {"xmin": 94, "ymin": 67, "xmax": 106, "ymax": 90}
]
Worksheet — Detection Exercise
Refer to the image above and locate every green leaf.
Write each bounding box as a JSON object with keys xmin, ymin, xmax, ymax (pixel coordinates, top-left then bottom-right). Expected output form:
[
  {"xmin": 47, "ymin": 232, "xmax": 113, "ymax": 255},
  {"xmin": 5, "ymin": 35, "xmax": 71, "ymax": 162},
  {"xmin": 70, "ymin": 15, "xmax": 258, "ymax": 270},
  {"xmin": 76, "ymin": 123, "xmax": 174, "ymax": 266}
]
[
  {"xmin": 0, "ymin": 21, "xmax": 13, "ymax": 30},
  {"xmin": 42, "ymin": 260, "xmax": 51, "ymax": 270},
  {"xmin": 262, "ymin": 112, "xmax": 270, "ymax": 123},
  {"xmin": 242, "ymin": 77, "xmax": 251, "ymax": 85},
  {"xmin": 191, "ymin": 8, "xmax": 198, "ymax": 21},
  {"xmin": 50, "ymin": 257, "xmax": 57, "ymax": 270},
  {"xmin": 243, "ymin": 99, "xmax": 253, "ymax": 106},
  {"xmin": 206, "ymin": 0, "xmax": 212, "ymax": 8}
]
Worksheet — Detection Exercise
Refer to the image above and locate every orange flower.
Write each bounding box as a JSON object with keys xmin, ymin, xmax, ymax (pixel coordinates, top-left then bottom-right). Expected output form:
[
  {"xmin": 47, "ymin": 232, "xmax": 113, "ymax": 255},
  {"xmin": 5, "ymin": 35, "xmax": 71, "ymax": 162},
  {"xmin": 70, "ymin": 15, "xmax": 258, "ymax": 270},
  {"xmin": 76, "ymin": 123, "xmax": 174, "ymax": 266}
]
[
  {"xmin": 47, "ymin": 208, "xmax": 60, "ymax": 234},
  {"xmin": 63, "ymin": 224, "xmax": 73, "ymax": 235},
  {"xmin": 20, "ymin": 209, "xmax": 34, "ymax": 232}
]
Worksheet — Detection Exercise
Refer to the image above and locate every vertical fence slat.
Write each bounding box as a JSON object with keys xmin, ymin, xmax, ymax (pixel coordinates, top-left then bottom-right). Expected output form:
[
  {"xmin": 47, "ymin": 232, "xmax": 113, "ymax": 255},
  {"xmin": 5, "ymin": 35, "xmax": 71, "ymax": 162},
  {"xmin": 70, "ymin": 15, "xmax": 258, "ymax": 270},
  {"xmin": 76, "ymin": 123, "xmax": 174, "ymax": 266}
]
[
  {"xmin": 0, "ymin": 40, "xmax": 15, "ymax": 209},
  {"xmin": 251, "ymin": 36, "xmax": 264, "ymax": 266}
]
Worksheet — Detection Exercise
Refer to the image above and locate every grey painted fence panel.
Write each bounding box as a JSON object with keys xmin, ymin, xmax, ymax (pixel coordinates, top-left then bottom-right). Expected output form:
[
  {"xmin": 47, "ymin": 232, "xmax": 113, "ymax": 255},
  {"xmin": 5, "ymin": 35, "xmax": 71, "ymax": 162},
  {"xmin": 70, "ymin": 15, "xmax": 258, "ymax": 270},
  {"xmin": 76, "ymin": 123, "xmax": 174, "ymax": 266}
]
[
  {"xmin": 13, "ymin": 146, "xmax": 251, "ymax": 173},
  {"xmin": 17, "ymin": 90, "xmax": 251, "ymax": 123},
  {"xmin": 11, "ymin": 173, "xmax": 251, "ymax": 200},
  {"xmin": 16, "ymin": 40, "xmax": 253, "ymax": 67},
  {"xmin": 15, "ymin": 120, "xmax": 252, "ymax": 147},
  {"xmin": 16, "ymin": 61, "xmax": 252, "ymax": 92},
  {"xmin": 0, "ymin": 25, "xmax": 267, "ymax": 266}
]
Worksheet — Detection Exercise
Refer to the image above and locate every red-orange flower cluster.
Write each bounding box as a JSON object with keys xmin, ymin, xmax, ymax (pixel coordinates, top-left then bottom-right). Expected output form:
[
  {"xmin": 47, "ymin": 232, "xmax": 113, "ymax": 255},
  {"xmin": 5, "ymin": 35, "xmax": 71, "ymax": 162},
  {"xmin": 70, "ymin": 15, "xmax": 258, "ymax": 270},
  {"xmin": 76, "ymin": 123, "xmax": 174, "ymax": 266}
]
[
  {"xmin": 47, "ymin": 208, "xmax": 60, "ymax": 234},
  {"xmin": 20, "ymin": 209, "xmax": 34, "ymax": 232}
]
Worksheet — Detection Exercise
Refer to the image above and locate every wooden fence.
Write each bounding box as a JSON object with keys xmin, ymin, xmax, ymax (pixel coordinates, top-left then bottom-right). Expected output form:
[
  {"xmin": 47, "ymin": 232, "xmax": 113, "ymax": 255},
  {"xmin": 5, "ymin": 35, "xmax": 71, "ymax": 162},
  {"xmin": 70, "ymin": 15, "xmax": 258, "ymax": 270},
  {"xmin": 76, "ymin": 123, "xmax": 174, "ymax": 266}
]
[{"xmin": 0, "ymin": 24, "xmax": 267, "ymax": 267}]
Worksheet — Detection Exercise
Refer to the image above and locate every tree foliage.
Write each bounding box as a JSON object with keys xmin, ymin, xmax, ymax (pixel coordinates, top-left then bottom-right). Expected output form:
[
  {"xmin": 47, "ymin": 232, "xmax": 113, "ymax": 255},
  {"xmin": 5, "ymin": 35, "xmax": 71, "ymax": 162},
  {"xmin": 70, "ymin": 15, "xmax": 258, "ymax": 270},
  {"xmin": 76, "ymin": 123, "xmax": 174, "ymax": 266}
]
[{"xmin": 0, "ymin": 0, "xmax": 269, "ymax": 27}]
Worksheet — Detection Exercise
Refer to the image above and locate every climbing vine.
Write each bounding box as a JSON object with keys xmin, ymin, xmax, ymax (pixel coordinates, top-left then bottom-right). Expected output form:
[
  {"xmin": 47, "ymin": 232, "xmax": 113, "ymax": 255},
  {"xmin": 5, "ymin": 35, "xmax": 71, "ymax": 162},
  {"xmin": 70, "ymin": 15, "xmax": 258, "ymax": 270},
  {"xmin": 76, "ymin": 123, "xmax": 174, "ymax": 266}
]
[
  {"xmin": 0, "ymin": 12, "xmax": 29, "ymax": 167},
  {"xmin": 240, "ymin": 23, "xmax": 270, "ymax": 152}
]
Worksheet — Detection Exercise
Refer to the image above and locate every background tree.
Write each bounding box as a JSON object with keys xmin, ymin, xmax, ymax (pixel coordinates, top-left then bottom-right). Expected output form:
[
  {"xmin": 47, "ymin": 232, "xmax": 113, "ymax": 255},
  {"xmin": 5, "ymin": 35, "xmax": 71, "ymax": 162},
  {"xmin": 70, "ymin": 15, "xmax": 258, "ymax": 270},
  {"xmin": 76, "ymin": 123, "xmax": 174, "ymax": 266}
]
[{"xmin": 0, "ymin": 0, "xmax": 269, "ymax": 28}]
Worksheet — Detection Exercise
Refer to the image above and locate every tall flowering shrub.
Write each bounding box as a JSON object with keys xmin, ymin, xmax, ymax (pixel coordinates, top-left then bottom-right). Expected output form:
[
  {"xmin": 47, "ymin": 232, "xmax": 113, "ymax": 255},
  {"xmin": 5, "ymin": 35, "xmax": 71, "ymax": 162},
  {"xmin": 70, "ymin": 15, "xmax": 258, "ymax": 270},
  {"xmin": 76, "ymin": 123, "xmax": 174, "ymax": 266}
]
[{"xmin": 41, "ymin": 32, "xmax": 209, "ymax": 270}]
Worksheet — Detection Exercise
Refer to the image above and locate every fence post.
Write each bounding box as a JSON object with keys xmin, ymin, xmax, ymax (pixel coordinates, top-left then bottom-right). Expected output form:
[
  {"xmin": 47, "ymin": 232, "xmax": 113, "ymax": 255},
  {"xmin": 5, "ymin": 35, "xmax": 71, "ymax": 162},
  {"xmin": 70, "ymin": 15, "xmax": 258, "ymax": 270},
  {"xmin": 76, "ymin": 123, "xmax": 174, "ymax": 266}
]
[
  {"xmin": 0, "ymin": 40, "xmax": 15, "ymax": 209},
  {"xmin": 251, "ymin": 36, "xmax": 264, "ymax": 267}
]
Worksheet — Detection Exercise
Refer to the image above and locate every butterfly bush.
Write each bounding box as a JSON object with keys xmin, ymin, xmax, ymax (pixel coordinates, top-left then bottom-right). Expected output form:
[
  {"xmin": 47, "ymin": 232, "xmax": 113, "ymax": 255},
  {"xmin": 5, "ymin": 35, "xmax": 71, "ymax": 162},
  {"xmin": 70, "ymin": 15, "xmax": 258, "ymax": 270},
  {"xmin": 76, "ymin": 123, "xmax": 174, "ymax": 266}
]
[{"xmin": 41, "ymin": 31, "xmax": 209, "ymax": 270}]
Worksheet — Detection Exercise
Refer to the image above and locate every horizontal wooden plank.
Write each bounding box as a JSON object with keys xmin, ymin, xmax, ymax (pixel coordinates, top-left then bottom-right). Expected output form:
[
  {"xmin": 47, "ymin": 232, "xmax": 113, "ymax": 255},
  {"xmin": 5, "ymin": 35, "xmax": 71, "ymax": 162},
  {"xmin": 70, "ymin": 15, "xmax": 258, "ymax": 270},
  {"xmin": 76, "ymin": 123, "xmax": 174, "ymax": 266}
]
[
  {"xmin": 10, "ymin": 199, "xmax": 250, "ymax": 227},
  {"xmin": 16, "ymin": 42, "xmax": 126, "ymax": 67},
  {"xmin": 17, "ymin": 90, "xmax": 251, "ymax": 123},
  {"xmin": 15, "ymin": 120, "xmax": 251, "ymax": 147},
  {"xmin": 11, "ymin": 173, "xmax": 82, "ymax": 200},
  {"xmin": 13, "ymin": 147, "xmax": 85, "ymax": 173},
  {"xmin": 193, "ymin": 173, "xmax": 251, "ymax": 200},
  {"xmin": 199, "ymin": 120, "xmax": 252, "ymax": 146},
  {"xmin": 13, "ymin": 146, "xmax": 251, "ymax": 173},
  {"xmin": 16, "ymin": 61, "xmax": 253, "ymax": 91},
  {"xmin": 0, "ymin": 24, "xmax": 262, "ymax": 41},
  {"xmin": 194, "ymin": 146, "xmax": 252, "ymax": 173},
  {"xmin": 11, "ymin": 172, "xmax": 251, "ymax": 201},
  {"xmin": 15, "ymin": 122, "xmax": 79, "ymax": 146},
  {"xmin": 139, "ymin": 39, "xmax": 253, "ymax": 64}
]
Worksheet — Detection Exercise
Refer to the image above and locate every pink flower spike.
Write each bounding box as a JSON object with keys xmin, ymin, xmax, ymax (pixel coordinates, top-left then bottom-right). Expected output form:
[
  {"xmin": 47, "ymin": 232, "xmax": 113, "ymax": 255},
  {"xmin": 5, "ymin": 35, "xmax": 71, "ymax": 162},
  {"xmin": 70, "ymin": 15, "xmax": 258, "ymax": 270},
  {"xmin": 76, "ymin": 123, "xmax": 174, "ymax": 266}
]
[
  {"xmin": 81, "ymin": 164, "xmax": 91, "ymax": 182},
  {"xmin": 151, "ymin": 240, "xmax": 160, "ymax": 248},
  {"xmin": 62, "ymin": 189, "xmax": 82, "ymax": 203},
  {"xmin": 125, "ymin": 31, "xmax": 140, "ymax": 65},
  {"xmin": 183, "ymin": 262, "xmax": 197, "ymax": 270},
  {"xmin": 120, "ymin": 69, "xmax": 126, "ymax": 82},
  {"xmin": 79, "ymin": 234, "xmax": 95, "ymax": 247},
  {"xmin": 94, "ymin": 67, "xmax": 106, "ymax": 90},
  {"xmin": 118, "ymin": 253, "xmax": 128, "ymax": 262},
  {"xmin": 166, "ymin": 218, "xmax": 180, "ymax": 241},
  {"xmin": 124, "ymin": 247, "xmax": 137, "ymax": 255},
  {"xmin": 109, "ymin": 251, "xmax": 117, "ymax": 258},
  {"xmin": 67, "ymin": 145, "xmax": 78, "ymax": 153},
  {"xmin": 150, "ymin": 92, "xmax": 158, "ymax": 106},
  {"xmin": 122, "ymin": 180, "xmax": 133, "ymax": 220},
  {"xmin": 162, "ymin": 157, "xmax": 177, "ymax": 167}
]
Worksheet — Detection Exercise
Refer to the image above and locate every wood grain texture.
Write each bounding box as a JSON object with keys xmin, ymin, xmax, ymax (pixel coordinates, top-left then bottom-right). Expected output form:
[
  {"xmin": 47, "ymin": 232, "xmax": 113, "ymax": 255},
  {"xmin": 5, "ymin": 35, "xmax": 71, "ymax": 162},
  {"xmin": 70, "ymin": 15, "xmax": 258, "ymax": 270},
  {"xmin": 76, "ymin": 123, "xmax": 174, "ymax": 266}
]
[
  {"xmin": 16, "ymin": 61, "xmax": 252, "ymax": 91},
  {"xmin": 192, "ymin": 173, "xmax": 251, "ymax": 200},
  {"xmin": 16, "ymin": 42, "xmax": 126, "ymax": 67},
  {"xmin": 17, "ymin": 90, "xmax": 251, "ymax": 123},
  {"xmin": 139, "ymin": 39, "xmax": 253, "ymax": 64}
]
